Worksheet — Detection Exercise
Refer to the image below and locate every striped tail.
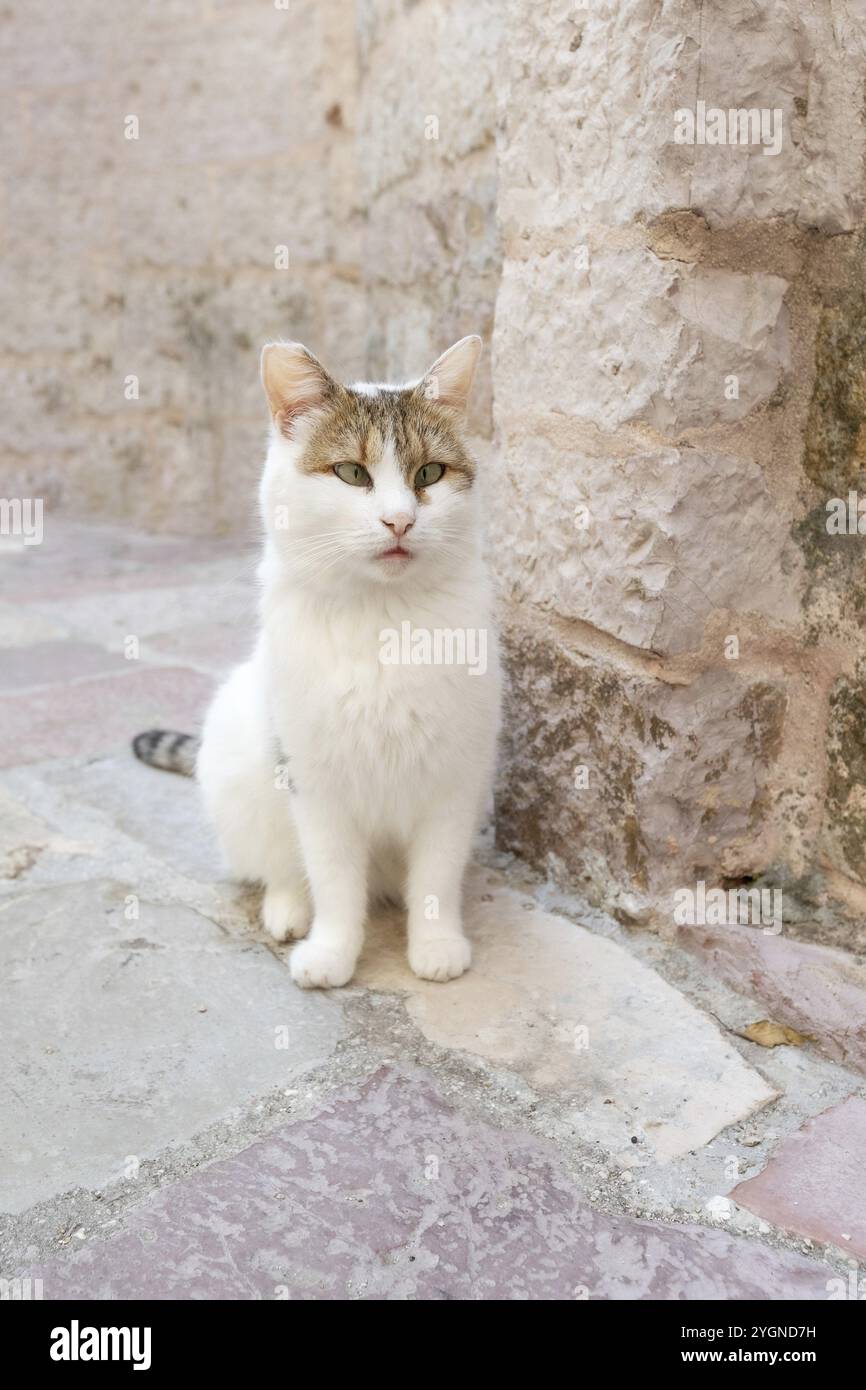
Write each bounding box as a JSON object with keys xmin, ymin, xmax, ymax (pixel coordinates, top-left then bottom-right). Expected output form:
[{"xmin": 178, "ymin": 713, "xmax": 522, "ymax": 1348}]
[{"xmin": 132, "ymin": 729, "xmax": 200, "ymax": 778}]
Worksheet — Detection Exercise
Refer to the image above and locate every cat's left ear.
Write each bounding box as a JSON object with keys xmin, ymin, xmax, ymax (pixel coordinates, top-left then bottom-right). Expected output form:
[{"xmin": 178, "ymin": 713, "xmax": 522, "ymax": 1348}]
[
  {"xmin": 261, "ymin": 341, "xmax": 337, "ymax": 437},
  {"xmin": 416, "ymin": 335, "xmax": 482, "ymax": 415}
]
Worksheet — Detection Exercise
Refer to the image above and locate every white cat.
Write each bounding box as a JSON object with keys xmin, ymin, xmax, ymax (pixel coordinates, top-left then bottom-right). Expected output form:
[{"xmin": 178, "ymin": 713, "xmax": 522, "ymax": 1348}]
[{"xmin": 134, "ymin": 336, "xmax": 501, "ymax": 989}]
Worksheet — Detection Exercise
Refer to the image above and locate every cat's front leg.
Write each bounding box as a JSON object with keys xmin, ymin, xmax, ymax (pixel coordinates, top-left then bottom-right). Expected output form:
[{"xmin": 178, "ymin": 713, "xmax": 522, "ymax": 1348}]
[
  {"xmin": 406, "ymin": 795, "xmax": 477, "ymax": 982},
  {"xmin": 289, "ymin": 795, "xmax": 367, "ymax": 988}
]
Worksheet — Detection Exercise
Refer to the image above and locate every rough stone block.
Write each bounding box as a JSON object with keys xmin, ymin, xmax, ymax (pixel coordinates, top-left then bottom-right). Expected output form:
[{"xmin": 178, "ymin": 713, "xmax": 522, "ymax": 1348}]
[
  {"xmin": 496, "ymin": 619, "xmax": 789, "ymax": 920},
  {"xmin": 494, "ymin": 250, "xmax": 790, "ymax": 435},
  {"xmin": 490, "ymin": 437, "xmax": 801, "ymax": 653},
  {"xmin": 497, "ymin": 1, "xmax": 866, "ymax": 233}
]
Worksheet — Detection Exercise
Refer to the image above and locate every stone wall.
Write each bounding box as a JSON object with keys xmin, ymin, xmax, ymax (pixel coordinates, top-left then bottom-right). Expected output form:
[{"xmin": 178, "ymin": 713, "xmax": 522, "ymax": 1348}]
[
  {"xmin": 356, "ymin": 0, "xmax": 502, "ymax": 441},
  {"xmin": 6, "ymin": 0, "xmax": 866, "ymax": 946},
  {"xmin": 491, "ymin": 0, "xmax": 866, "ymax": 947},
  {"xmin": 1, "ymin": 0, "xmax": 365, "ymax": 536}
]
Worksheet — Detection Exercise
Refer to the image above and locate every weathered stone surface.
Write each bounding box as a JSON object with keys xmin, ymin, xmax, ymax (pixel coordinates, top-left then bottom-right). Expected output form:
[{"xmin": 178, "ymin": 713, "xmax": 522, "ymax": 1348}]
[
  {"xmin": 825, "ymin": 672, "xmax": 866, "ymax": 888},
  {"xmin": 483, "ymin": 0, "xmax": 866, "ymax": 931},
  {"xmin": 50, "ymin": 752, "xmax": 224, "ymax": 887},
  {"xmin": 1, "ymin": 0, "xmax": 361, "ymax": 532},
  {"xmin": 733, "ymin": 1097, "xmax": 866, "ymax": 1258},
  {"xmin": 495, "ymin": 251, "xmax": 790, "ymax": 436},
  {"xmin": 0, "ymin": 757, "xmax": 251, "ymax": 946},
  {"xmin": 0, "ymin": 879, "xmax": 344, "ymax": 1214},
  {"xmin": 0, "ymin": 602, "xmax": 68, "ymax": 647},
  {"xmin": 490, "ymin": 439, "xmax": 800, "ymax": 654},
  {"xmin": 676, "ymin": 4, "xmax": 866, "ymax": 233},
  {"xmin": 496, "ymin": 620, "xmax": 789, "ymax": 919},
  {"xmin": 0, "ymin": 519, "xmax": 250, "ymax": 603},
  {"xmin": 358, "ymin": 0, "xmax": 500, "ymax": 200},
  {"xmin": 0, "ymin": 667, "xmax": 214, "ymax": 768},
  {"xmin": 27, "ymin": 1068, "xmax": 832, "ymax": 1300},
  {"xmin": 145, "ymin": 622, "xmax": 252, "ymax": 676},
  {"xmin": 27, "ymin": 577, "xmax": 255, "ymax": 653},
  {"xmin": 680, "ymin": 921, "xmax": 866, "ymax": 1075},
  {"xmin": 357, "ymin": 0, "xmax": 501, "ymax": 439},
  {"xmin": 0, "ymin": 785, "xmax": 89, "ymax": 881},
  {"xmin": 497, "ymin": 1, "xmax": 866, "ymax": 234},
  {"xmin": 0, "ymin": 641, "xmax": 129, "ymax": 692},
  {"xmin": 354, "ymin": 871, "xmax": 776, "ymax": 1165},
  {"xmin": 802, "ymin": 236, "xmax": 866, "ymax": 505},
  {"xmin": 362, "ymin": 186, "xmax": 499, "ymax": 438}
]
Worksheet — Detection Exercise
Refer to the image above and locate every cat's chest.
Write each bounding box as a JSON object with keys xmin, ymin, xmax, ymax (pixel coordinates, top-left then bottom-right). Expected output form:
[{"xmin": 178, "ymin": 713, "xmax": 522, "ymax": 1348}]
[
  {"xmin": 266, "ymin": 603, "xmax": 469, "ymax": 746},
  {"xmin": 315, "ymin": 635, "xmax": 442, "ymax": 713}
]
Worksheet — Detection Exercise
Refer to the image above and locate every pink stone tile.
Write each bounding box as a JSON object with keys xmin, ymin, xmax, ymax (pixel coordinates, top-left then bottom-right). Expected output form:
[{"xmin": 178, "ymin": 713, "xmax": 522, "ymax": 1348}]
[
  {"xmin": 680, "ymin": 921, "xmax": 866, "ymax": 1074},
  {"xmin": 0, "ymin": 519, "xmax": 253, "ymax": 602},
  {"xmin": 147, "ymin": 623, "xmax": 252, "ymax": 674},
  {"xmin": 0, "ymin": 641, "xmax": 128, "ymax": 692},
  {"xmin": 28, "ymin": 1069, "xmax": 835, "ymax": 1301},
  {"xmin": 733, "ymin": 1096, "xmax": 866, "ymax": 1257},
  {"xmin": 0, "ymin": 666, "xmax": 214, "ymax": 767}
]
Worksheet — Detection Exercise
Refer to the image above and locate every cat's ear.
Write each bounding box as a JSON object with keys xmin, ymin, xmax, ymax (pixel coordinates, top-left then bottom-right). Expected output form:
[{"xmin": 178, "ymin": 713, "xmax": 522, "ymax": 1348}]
[
  {"xmin": 417, "ymin": 335, "xmax": 482, "ymax": 415},
  {"xmin": 261, "ymin": 342, "xmax": 336, "ymax": 436}
]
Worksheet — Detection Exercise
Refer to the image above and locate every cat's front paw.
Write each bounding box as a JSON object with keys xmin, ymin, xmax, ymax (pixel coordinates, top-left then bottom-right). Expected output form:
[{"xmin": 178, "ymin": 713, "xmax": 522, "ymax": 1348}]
[
  {"xmin": 290, "ymin": 938, "xmax": 357, "ymax": 989},
  {"xmin": 262, "ymin": 885, "xmax": 311, "ymax": 943},
  {"xmin": 409, "ymin": 934, "xmax": 471, "ymax": 982}
]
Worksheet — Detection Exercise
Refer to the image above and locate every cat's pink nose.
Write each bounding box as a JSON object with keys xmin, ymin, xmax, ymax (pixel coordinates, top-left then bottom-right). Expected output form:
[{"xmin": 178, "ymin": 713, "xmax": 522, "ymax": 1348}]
[{"xmin": 381, "ymin": 513, "xmax": 415, "ymax": 539}]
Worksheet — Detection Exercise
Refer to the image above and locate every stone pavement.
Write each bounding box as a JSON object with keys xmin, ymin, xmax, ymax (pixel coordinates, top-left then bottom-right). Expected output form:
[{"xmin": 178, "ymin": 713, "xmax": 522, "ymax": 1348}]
[{"xmin": 1, "ymin": 520, "xmax": 865, "ymax": 1300}]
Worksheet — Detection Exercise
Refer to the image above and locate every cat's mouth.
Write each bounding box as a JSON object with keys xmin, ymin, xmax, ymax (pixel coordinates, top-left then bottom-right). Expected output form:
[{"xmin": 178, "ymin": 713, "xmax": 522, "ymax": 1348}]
[{"xmin": 379, "ymin": 544, "xmax": 412, "ymax": 562}]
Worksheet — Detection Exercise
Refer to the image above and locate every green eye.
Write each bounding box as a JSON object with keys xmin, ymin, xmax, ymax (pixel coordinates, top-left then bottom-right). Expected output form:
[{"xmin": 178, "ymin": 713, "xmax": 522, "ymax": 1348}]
[
  {"xmin": 414, "ymin": 462, "xmax": 445, "ymax": 488},
  {"xmin": 333, "ymin": 462, "xmax": 371, "ymax": 487}
]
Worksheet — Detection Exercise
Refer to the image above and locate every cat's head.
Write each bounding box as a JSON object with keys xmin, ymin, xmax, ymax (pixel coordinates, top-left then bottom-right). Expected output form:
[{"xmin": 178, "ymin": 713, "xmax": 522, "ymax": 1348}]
[{"xmin": 258, "ymin": 337, "xmax": 482, "ymax": 590}]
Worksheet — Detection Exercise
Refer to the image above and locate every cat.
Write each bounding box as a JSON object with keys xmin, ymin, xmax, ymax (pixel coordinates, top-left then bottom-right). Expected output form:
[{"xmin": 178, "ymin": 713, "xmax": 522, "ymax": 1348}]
[{"xmin": 133, "ymin": 335, "xmax": 501, "ymax": 989}]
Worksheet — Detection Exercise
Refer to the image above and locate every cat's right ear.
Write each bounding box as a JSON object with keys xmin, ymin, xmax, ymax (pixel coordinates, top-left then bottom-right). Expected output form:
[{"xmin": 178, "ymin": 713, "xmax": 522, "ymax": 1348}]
[{"xmin": 261, "ymin": 342, "xmax": 335, "ymax": 437}]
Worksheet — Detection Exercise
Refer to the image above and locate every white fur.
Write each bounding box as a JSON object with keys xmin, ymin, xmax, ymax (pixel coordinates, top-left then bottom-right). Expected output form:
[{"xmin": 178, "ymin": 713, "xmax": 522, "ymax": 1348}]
[{"xmin": 198, "ymin": 353, "xmax": 500, "ymax": 988}]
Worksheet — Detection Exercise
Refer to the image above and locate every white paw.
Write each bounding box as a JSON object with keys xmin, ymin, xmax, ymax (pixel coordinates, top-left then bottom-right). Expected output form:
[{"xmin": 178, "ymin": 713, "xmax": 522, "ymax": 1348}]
[
  {"xmin": 409, "ymin": 935, "xmax": 471, "ymax": 982},
  {"xmin": 290, "ymin": 938, "xmax": 357, "ymax": 989},
  {"xmin": 262, "ymin": 885, "xmax": 311, "ymax": 943}
]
